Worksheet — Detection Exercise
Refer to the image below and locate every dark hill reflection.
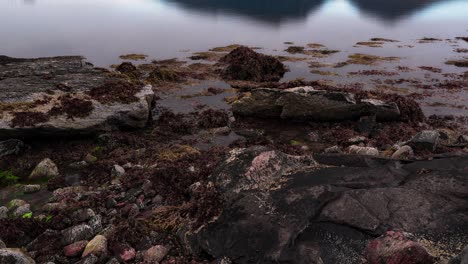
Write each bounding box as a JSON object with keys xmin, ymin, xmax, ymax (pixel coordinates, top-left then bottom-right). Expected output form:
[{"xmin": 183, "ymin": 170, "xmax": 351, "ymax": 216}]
[
  {"xmin": 165, "ymin": 0, "xmax": 451, "ymax": 24},
  {"xmin": 164, "ymin": 0, "xmax": 326, "ymax": 23},
  {"xmin": 350, "ymin": 0, "xmax": 447, "ymax": 21}
]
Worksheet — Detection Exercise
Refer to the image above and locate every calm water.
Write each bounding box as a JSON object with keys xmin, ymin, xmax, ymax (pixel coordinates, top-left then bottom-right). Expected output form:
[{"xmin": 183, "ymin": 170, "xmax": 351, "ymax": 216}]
[{"xmin": 1, "ymin": 0, "xmax": 467, "ymax": 66}]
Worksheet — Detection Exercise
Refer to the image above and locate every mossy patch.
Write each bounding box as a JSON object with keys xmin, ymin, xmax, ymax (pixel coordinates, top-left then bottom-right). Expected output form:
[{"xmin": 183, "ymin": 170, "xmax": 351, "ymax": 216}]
[
  {"xmin": 355, "ymin": 41, "xmax": 384, "ymax": 48},
  {"xmin": 145, "ymin": 66, "xmax": 182, "ymax": 84},
  {"xmin": 370, "ymin": 38, "xmax": 399, "ymax": 42},
  {"xmin": 418, "ymin": 38, "xmax": 442, "ymax": 43},
  {"xmin": 346, "ymin": 53, "xmax": 400, "ymax": 65},
  {"xmin": 119, "ymin": 54, "xmax": 148, "ymax": 60},
  {"xmin": 454, "ymin": 48, "xmax": 468, "ymax": 53},
  {"xmin": 418, "ymin": 66, "xmax": 442, "ymax": 73},
  {"xmin": 157, "ymin": 145, "xmax": 201, "ymax": 161},
  {"xmin": 311, "ymin": 70, "xmax": 340, "ymax": 76},
  {"xmin": 209, "ymin": 44, "xmax": 242, "ymax": 52},
  {"xmin": 0, "ymin": 102, "xmax": 36, "ymax": 113},
  {"xmin": 285, "ymin": 46, "xmax": 305, "ymax": 54},
  {"xmin": 348, "ymin": 70, "xmax": 398, "ymax": 76},
  {"xmin": 307, "ymin": 43, "xmax": 326, "ymax": 48},
  {"xmin": 189, "ymin": 52, "xmax": 224, "ymax": 61},
  {"xmin": 276, "ymin": 56, "xmax": 309, "ymax": 62},
  {"xmin": 446, "ymin": 59, "xmax": 468, "ymax": 68},
  {"xmin": 0, "ymin": 170, "xmax": 20, "ymax": 187}
]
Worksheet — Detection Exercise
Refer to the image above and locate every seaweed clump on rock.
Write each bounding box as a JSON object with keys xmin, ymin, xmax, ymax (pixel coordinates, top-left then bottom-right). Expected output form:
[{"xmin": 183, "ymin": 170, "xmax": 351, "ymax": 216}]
[
  {"xmin": 87, "ymin": 80, "xmax": 141, "ymax": 104},
  {"xmin": 217, "ymin": 46, "xmax": 287, "ymax": 82}
]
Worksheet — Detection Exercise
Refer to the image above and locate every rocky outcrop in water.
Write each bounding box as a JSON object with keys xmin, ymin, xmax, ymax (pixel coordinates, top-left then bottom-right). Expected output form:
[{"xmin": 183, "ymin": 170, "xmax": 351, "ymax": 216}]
[
  {"xmin": 0, "ymin": 56, "xmax": 154, "ymax": 138},
  {"xmin": 232, "ymin": 87, "xmax": 401, "ymax": 121}
]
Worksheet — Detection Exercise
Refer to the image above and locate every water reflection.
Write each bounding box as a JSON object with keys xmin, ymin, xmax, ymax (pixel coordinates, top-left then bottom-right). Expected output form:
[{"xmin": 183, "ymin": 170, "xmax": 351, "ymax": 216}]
[
  {"xmin": 165, "ymin": 0, "xmax": 456, "ymax": 23},
  {"xmin": 349, "ymin": 0, "xmax": 449, "ymax": 21},
  {"xmin": 164, "ymin": 0, "xmax": 326, "ymax": 23}
]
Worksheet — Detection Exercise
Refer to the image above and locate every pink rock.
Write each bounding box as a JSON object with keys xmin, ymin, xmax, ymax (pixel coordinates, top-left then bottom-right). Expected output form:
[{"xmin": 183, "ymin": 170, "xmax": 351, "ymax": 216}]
[
  {"xmin": 365, "ymin": 231, "xmax": 434, "ymax": 264},
  {"xmin": 64, "ymin": 240, "xmax": 88, "ymax": 257},
  {"xmin": 119, "ymin": 247, "xmax": 136, "ymax": 262}
]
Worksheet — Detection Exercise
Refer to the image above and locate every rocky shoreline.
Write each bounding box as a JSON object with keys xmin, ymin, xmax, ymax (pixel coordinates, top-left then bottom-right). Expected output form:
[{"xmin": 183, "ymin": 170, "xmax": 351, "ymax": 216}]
[{"xmin": 0, "ymin": 46, "xmax": 467, "ymax": 264}]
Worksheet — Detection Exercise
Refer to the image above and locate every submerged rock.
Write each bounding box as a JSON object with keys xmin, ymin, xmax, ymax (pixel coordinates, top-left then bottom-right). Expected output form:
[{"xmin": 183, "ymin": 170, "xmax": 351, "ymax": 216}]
[
  {"xmin": 0, "ymin": 56, "xmax": 155, "ymax": 138},
  {"xmin": 232, "ymin": 87, "xmax": 401, "ymax": 122},
  {"xmin": 0, "ymin": 139, "xmax": 25, "ymax": 158},
  {"xmin": 21, "ymin": 184, "xmax": 41, "ymax": 194}
]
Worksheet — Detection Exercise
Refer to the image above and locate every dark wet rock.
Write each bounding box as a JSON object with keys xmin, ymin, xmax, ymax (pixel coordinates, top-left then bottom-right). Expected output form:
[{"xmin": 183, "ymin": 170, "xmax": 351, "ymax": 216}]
[
  {"xmin": 77, "ymin": 254, "xmax": 98, "ymax": 264},
  {"xmin": 113, "ymin": 244, "xmax": 136, "ymax": 262},
  {"xmin": 61, "ymin": 224, "xmax": 95, "ymax": 245},
  {"xmin": 185, "ymin": 147, "xmax": 468, "ymax": 263},
  {"xmin": 458, "ymin": 135, "xmax": 468, "ymax": 144},
  {"xmin": 357, "ymin": 115, "xmax": 377, "ymax": 134},
  {"xmin": 71, "ymin": 209, "xmax": 96, "ymax": 223},
  {"xmin": 449, "ymin": 245, "xmax": 468, "ymax": 264},
  {"xmin": 29, "ymin": 158, "xmax": 59, "ymax": 180},
  {"xmin": 0, "ymin": 139, "xmax": 25, "ymax": 158},
  {"xmin": 26, "ymin": 229, "xmax": 62, "ymax": 259},
  {"xmin": 105, "ymin": 258, "xmax": 120, "ymax": 264},
  {"xmin": 232, "ymin": 87, "xmax": 401, "ymax": 122},
  {"xmin": 217, "ymin": 47, "xmax": 286, "ymax": 82},
  {"xmin": 409, "ymin": 130, "xmax": 440, "ymax": 151},
  {"xmin": 364, "ymin": 231, "xmax": 434, "ymax": 264},
  {"xmin": 0, "ymin": 56, "xmax": 154, "ymax": 138},
  {"xmin": 0, "ymin": 248, "xmax": 36, "ymax": 264},
  {"xmin": 115, "ymin": 62, "xmax": 137, "ymax": 73},
  {"xmin": 0, "ymin": 206, "xmax": 8, "ymax": 219}
]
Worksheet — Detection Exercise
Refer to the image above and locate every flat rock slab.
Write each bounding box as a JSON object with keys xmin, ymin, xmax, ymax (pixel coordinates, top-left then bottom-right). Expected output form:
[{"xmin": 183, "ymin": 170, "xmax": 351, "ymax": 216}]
[
  {"xmin": 0, "ymin": 56, "xmax": 154, "ymax": 138},
  {"xmin": 232, "ymin": 87, "xmax": 401, "ymax": 121},
  {"xmin": 186, "ymin": 147, "xmax": 468, "ymax": 264}
]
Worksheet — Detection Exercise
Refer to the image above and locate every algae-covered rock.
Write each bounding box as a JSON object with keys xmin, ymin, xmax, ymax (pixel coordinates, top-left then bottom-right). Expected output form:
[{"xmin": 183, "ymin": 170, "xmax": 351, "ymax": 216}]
[
  {"xmin": 217, "ymin": 47, "xmax": 287, "ymax": 82},
  {"xmin": 0, "ymin": 56, "xmax": 155, "ymax": 138}
]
